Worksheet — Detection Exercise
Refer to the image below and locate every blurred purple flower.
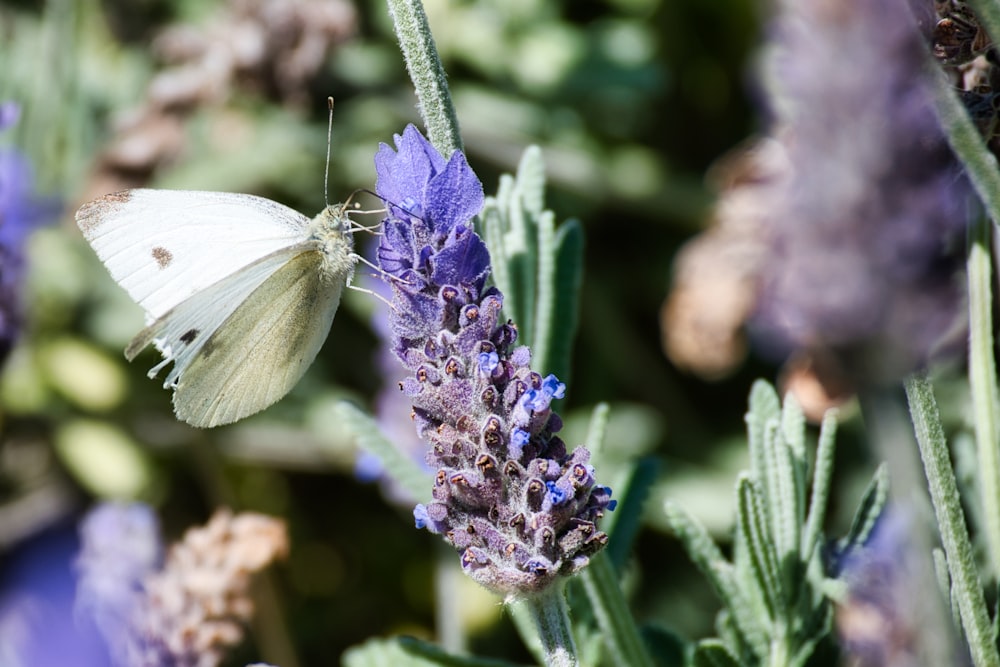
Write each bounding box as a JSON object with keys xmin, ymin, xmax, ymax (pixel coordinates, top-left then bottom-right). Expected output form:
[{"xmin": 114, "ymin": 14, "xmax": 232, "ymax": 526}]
[
  {"xmin": 0, "ymin": 521, "xmax": 111, "ymax": 667},
  {"xmin": 835, "ymin": 509, "xmax": 959, "ymax": 666},
  {"xmin": 74, "ymin": 502, "xmax": 287, "ymax": 667},
  {"xmin": 75, "ymin": 502, "xmax": 163, "ymax": 662},
  {"xmin": 0, "ymin": 101, "xmax": 60, "ymax": 364},
  {"xmin": 375, "ymin": 125, "xmax": 614, "ymax": 596},
  {"xmin": 750, "ymin": 0, "xmax": 969, "ymax": 381}
]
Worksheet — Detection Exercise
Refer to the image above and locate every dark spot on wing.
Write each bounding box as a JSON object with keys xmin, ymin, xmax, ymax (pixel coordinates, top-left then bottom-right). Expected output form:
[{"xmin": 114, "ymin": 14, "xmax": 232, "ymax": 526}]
[
  {"xmin": 180, "ymin": 329, "xmax": 199, "ymax": 344},
  {"xmin": 152, "ymin": 246, "xmax": 173, "ymax": 268}
]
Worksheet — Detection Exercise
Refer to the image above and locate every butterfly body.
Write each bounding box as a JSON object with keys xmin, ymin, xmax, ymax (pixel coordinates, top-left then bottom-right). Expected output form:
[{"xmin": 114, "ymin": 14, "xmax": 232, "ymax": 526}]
[{"xmin": 76, "ymin": 189, "xmax": 356, "ymax": 428}]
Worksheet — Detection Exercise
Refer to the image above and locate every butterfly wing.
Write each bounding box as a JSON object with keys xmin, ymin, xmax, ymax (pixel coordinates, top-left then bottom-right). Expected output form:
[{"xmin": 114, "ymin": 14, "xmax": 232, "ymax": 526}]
[
  {"xmin": 164, "ymin": 249, "xmax": 348, "ymax": 428},
  {"xmin": 76, "ymin": 189, "xmax": 312, "ymax": 319},
  {"xmin": 125, "ymin": 245, "xmax": 308, "ymax": 387}
]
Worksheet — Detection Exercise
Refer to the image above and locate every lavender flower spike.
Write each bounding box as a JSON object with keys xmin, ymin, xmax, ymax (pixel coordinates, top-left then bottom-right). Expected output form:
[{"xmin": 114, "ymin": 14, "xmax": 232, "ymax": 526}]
[
  {"xmin": 376, "ymin": 125, "xmax": 615, "ymax": 596},
  {"xmin": 0, "ymin": 102, "xmax": 59, "ymax": 364}
]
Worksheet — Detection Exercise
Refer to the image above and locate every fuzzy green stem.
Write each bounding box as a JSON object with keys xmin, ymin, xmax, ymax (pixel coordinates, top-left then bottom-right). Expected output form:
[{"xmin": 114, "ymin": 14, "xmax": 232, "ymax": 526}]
[
  {"xmin": 967, "ymin": 213, "xmax": 1000, "ymax": 578},
  {"xmin": 927, "ymin": 48, "xmax": 1000, "ymax": 233},
  {"xmin": 519, "ymin": 587, "xmax": 578, "ymax": 667},
  {"xmin": 905, "ymin": 374, "xmax": 1000, "ymax": 667},
  {"xmin": 384, "ymin": 0, "xmax": 463, "ymax": 156}
]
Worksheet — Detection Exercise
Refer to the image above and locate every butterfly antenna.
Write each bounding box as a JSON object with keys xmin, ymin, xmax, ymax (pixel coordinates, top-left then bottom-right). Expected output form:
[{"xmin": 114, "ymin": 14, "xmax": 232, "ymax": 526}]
[{"xmin": 324, "ymin": 96, "xmax": 335, "ymax": 208}]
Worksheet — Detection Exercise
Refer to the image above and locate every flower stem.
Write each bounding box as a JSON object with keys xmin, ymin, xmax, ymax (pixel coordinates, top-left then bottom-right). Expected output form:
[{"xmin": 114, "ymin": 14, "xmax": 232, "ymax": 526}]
[
  {"xmin": 967, "ymin": 213, "xmax": 1000, "ymax": 578},
  {"xmin": 904, "ymin": 374, "xmax": 1000, "ymax": 667},
  {"xmin": 927, "ymin": 46, "xmax": 1000, "ymax": 232},
  {"xmin": 384, "ymin": 0, "xmax": 463, "ymax": 156},
  {"xmin": 517, "ymin": 586, "xmax": 578, "ymax": 667}
]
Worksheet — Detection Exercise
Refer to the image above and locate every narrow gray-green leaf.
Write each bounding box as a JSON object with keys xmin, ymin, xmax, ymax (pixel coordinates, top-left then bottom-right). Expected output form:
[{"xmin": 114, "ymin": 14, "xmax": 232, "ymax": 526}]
[
  {"xmin": 584, "ymin": 402, "xmax": 611, "ymax": 458},
  {"xmin": 839, "ymin": 463, "xmax": 889, "ymax": 557},
  {"xmin": 763, "ymin": 420, "xmax": 800, "ymax": 567},
  {"xmin": 781, "ymin": 392, "xmax": 807, "ymax": 461},
  {"xmin": 781, "ymin": 394, "xmax": 809, "ymax": 534},
  {"xmin": 604, "ymin": 458, "xmax": 658, "ymax": 570},
  {"xmin": 802, "ymin": 409, "xmax": 838, "ymax": 559},
  {"xmin": 515, "ymin": 145, "xmax": 546, "ymax": 216},
  {"xmin": 664, "ymin": 501, "xmax": 769, "ymax": 656},
  {"xmin": 746, "ymin": 380, "xmax": 781, "ymax": 484},
  {"xmin": 579, "ymin": 553, "xmax": 655, "ymax": 667},
  {"xmin": 906, "ymin": 373, "xmax": 1000, "ymax": 667},
  {"xmin": 967, "ymin": 212, "xmax": 1000, "ymax": 578},
  {"xmin": 334, "ymin": 401, "xmax": 432, "ymax": 504},
  {"xmin": 531, "ymin": 209, "xmax": 557, "ymax": 375},
  {"xmin": 736, "ymin": 475, "xmax": 783, "ymax": 619},
  {"xmin": 547, "ymin": 219, "xmax": 584, "ymax": 384}
]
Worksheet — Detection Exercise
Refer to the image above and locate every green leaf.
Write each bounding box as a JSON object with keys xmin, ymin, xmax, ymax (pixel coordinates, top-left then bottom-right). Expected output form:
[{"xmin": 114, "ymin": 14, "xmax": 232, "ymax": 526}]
[
  {"xmin": 838, "ymin": 463, "xmax": 889, "ymax": 557},
  {"xmin": 580, "ymin": 553, "xmax": 656, "ymax": 667},
  {"xmin": 780, "ymin": 392, "xmax": 807, "ymax": 462},
  {"xmin": 334, "ymin": 401, "xmax": 432, "ymax": 504},
  {"xmin": 604, "ymin": 458, "xmax": 659, "ymax": 571},
  {"xmin": 763, "ymin": 419, "xmax": 801, "ymax": 572},
  {"xmin": 531, "ymin": 209, "xmax": 558, "ymax": 375},
  {"xmin": 736, "ymin": 475, "xmax": 783, "ymax": 620},
  {"xmin": 745, "ymin": 380, "xmax": 781, "ymax": 486},
  {"xmin": 691, "ymin": 640, "xmax": 742, "ymax": 667},
  {"xmin": 664, "ymin": 501, "xmax": 769, "ymax": 657},
  {"xmin": 482, "ymin": 193, "xmax": 515, "ymax": 322},
  {"xmin": 546, "ymin": 218, "xmax": 584, "ymax": 383},
  {"xmin": 584, "ymin": 402, "xmax": 611, "ymax": 458},
  {"xmin": 801, "ymin": 410, "xmax": 838, "ymax": 559},
  {"xmin": 514, "ymin": 145, "xmax": 546, "ymax": 216}
]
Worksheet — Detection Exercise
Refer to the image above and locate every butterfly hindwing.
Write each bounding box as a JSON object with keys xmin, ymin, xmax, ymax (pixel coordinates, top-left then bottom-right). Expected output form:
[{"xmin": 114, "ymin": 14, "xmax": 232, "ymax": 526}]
[
  {"xmin": 125, "ymin": 245, "xmax": 309, "ymax": 387},
  {"xmin": 169, "ymin": 250, "xmax": 347, "ymax": 428},
  {"xmin": 76, "ymin": 189, "xmax": 313, "ymax": 319}
]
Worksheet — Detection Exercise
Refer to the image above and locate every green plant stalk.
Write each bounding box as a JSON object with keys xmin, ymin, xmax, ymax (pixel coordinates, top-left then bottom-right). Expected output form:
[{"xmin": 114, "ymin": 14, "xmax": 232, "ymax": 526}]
[
  {"xmin": 967, "ymin": 213, "xmax": 1000, "ymax": 577},
  {"xmin": 928, "ymin": 47, "xmax": 1000, "ymax": 233},
  {"xmin": 516, "ymin": 586, "xmax": 579, "ymax": 667},
  {"xmin": 384, "ymin": 0, "xmax": 463, "ymax": 156},
  {"xmin": 927, "ymin": 5, "xmax": 1000, "ymax": 580},
  {"xmin": 579, "ymin": 553, "xmax": 654, "ymax": 667},
  {"xmin": 905, "ymin": 374, "xmax": 1000, "ymax": 667}
]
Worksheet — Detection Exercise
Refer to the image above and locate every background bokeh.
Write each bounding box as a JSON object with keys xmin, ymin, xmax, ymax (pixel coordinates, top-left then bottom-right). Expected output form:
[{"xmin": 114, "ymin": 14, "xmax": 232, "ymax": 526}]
[{"xmin": 0, "ymin": 0, "xmax": 895, "ymax": 664}]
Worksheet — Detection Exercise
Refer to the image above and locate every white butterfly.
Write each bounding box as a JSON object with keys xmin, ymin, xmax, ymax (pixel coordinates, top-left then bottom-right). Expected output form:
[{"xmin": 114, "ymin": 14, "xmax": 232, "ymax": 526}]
[{"xmin": 75, "ymin": 189, "xmax": 357, "ymax": 428}]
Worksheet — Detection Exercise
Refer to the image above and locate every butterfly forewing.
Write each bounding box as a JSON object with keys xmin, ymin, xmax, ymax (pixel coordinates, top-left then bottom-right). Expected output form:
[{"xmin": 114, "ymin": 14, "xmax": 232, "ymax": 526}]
[
  {"xmin": 125, "ymin": 245, "xmax": 310, "ymax": 387},
  {"xmin": 171, "ymin": 250, "xmax": 348, "ymax": 428},
  {"xmin": 76, "ymin": 189, "xmax": 312, "ymax": 319}
]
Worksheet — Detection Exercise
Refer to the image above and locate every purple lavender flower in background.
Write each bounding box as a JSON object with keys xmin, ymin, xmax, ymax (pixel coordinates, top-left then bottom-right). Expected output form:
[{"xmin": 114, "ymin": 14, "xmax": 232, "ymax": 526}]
[
  {"xmin": 749, "ymin": 0, "xmax": 970, "ymax": 382},
  {"xmin": 0, "ymin": 519, "xmax": 111, "ymax": 667},
  {"xmin": 75, "ymin": 502, "xmax": 288, "ymax": 667},
  {"xmin": 0, "ymin": 101, "xmax": 59, "ymax": 364},
  {"xmin": 75, "ymin": 502, "xmax": 163, "ymax": 661},
  {"xmin": 375, "ymin": 125, "xmax": 615, "ymax": 596},
  {"xmin": 835, "ymin": 509, "xmax": 958, "ymax": 666}
]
